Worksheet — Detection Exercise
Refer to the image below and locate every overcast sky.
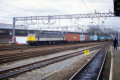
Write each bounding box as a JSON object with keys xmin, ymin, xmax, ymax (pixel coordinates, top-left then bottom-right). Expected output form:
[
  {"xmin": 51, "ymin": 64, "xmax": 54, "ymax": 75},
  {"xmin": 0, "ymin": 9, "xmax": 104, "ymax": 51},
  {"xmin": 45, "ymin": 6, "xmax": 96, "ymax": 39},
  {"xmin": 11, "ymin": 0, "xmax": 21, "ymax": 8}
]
[
  {"xmin": 0, "ymin": 0, "xmax": 114, "ymax": 17},
  {"xmin": 0, "ymin": 0, "xmax": 120, "ymax": 30}
]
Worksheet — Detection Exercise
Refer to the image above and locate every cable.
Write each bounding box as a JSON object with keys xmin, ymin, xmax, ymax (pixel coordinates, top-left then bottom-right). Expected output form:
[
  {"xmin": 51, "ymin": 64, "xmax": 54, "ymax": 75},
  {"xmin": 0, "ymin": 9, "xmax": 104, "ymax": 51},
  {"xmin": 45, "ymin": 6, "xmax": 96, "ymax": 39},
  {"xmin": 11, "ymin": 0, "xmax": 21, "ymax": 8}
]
[
  {"xmin": 102, "ymin": 17, "xmax": 107, "ymax": 23},
  {"xmin": 0, "ymin": 10, "xmax": 31, "ymax": 16},
  {"xmin": 89, "ymin": 0, "xmax": 95, "ymax": 11},
  {"xmin": 80, "ymin": 0, "xmax": 98, "ymax": 26},
  {"xmin": 91, "ymin": 18, "xmax": 97, "ymax": 25},
  {"xmin": 0, "ymin": 16, "xmax": 12, "ymax": 18},
  {"xmin": 0, "ymin": 3, "xmax": 37, "ymax": 18},
  {"xmin": 80, "ymin": 0, "xmax": 93, "ymax": 13},
  {"xmin": 0, "ymin": 4, "xmax": 34, "ymax": 17},
  {"xmin": 0, "ymin": 3, "xmax": 34, "ymax": 14}
]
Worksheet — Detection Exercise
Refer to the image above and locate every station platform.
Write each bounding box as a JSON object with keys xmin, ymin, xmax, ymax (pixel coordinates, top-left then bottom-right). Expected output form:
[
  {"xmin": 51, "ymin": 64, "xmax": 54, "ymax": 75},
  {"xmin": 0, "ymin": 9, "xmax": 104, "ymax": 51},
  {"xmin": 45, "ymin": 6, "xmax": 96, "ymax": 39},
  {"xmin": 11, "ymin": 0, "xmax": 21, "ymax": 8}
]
[{"xmin": 110, "ymin": 46, "xmax": 120, "ymax": 80}]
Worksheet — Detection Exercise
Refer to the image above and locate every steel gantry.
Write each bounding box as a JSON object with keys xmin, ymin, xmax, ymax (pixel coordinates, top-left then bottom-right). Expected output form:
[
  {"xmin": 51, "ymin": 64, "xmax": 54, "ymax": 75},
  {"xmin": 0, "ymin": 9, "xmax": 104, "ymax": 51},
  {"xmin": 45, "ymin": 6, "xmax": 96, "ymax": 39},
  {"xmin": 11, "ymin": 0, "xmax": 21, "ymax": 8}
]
[
  {"xmin": 15, "ymin": 13, "xmax": 115, "ymax": 21},
  {"xmin": 12, "ymin": 12, "xmax": 115, "ymax": 43}
]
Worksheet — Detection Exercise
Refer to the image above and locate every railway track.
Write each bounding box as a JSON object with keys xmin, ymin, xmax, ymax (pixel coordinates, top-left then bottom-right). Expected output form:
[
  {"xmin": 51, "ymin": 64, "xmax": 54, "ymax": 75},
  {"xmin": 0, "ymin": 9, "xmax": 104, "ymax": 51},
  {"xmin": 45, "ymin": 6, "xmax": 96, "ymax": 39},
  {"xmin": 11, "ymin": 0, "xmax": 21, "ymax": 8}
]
[
  {"xmin": 0, "ymin": 44, "xmax": 62, "ymax": 51},
  {"xmin": 0, "ymin": 43, "xmax": 105, "ymax": 64},
  {"xmin": 0, "ymin": 44, "xmax": 103, "ymax": 80},
  {"xmin": 69, "ymin": 44, "xmax": 108, "ymax": 80},
  {"xmin": 0, "ymin": 42, "xmax": 106, "ymax": 51},
  {"xmin": 0, "ymin": 45, "xmax": 34, "ymax": 51}
]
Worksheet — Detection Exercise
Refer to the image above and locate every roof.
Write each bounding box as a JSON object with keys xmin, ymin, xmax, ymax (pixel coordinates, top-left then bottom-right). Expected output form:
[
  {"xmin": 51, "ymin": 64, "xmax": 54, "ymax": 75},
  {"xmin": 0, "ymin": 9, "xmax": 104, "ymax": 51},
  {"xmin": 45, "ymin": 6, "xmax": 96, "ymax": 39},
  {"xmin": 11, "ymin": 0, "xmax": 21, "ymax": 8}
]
[{"xmin": 0, "ymin": 23, "xmax": 28, "ymax": 30}]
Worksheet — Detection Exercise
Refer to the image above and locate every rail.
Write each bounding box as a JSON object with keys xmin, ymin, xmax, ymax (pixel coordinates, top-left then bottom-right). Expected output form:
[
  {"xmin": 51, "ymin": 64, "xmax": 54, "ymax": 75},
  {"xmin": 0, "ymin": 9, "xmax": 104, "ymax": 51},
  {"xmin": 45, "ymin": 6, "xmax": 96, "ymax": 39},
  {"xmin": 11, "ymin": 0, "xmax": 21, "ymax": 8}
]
[
  {"xmin": 69, "ymin": 44, "xmax": 108, "ymax": 80},
  {"xmin": 0, "ymin": 45, "xmax": 103, "ymax": 80}
]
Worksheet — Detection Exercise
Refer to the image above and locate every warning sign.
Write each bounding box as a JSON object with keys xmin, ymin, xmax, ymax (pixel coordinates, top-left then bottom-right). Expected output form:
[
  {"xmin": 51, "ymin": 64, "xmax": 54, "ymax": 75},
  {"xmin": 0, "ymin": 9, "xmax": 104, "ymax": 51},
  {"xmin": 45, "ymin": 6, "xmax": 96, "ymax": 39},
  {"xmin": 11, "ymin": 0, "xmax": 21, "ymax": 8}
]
[{"xmin": 84, "ymin": 50, "xmax": 89, "ymax": 55}]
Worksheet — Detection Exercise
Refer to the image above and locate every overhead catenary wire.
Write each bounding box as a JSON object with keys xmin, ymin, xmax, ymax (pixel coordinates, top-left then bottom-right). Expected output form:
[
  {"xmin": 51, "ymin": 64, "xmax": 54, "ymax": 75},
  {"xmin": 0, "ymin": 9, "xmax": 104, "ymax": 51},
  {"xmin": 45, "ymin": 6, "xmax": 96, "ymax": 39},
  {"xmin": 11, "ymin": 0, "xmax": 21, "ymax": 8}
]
[
  {"xmin": 80, "ymin": 0, "xmax": 97, "ymax": 25},
  {"xmin": 0, "ymin": 9, "xmax": 32, "ymax": 17},
  {"xmin": 80, "ymin": 0, "xmax": 93, "ymax": 13},
  {"xmin": 89, "ymin": 0, "xmax": 95, "ymax": 11},
  {"xmin": 0, "ymin": 3, "xmax": 35, "ymax": 14},
  {"xmin": 0, "ymin": 7, "xmax": 34, "ymax": 16},
  {"xmin": 0, "ymin": 2, "xmax": 38, "ymax": 23}
]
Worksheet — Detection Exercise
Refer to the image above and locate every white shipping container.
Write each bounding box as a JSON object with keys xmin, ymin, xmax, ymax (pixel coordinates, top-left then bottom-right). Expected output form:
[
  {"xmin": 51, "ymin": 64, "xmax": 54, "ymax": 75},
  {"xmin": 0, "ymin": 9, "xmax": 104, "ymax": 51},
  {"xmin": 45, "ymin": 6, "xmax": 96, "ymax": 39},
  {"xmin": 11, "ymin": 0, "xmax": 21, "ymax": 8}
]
[
  {"xmin": 94, "ymin": 35, "xmax": 97, "ymax": 40},
  {"xmin": 80, "ymin": 35, "xmax": 85, "ymax": 41}
]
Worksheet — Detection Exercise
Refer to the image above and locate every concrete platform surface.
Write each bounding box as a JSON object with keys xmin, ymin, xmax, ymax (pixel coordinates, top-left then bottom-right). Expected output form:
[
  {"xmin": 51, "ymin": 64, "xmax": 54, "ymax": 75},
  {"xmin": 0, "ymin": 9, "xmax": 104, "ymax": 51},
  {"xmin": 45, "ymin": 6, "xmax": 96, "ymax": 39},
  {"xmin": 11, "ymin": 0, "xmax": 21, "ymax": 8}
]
[{"xmin": 111, "ymin": 47, "xmax": 120, "ymax": 80}]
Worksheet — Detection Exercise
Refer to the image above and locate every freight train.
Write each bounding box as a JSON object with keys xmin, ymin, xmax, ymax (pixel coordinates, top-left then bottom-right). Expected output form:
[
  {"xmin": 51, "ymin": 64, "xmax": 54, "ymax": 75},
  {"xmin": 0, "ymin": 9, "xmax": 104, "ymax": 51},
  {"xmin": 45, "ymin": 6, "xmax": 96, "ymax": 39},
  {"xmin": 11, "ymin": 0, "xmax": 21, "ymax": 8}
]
[{"xmin": 27, "ymin": 32, "xmax": 113, "ymax": 45}]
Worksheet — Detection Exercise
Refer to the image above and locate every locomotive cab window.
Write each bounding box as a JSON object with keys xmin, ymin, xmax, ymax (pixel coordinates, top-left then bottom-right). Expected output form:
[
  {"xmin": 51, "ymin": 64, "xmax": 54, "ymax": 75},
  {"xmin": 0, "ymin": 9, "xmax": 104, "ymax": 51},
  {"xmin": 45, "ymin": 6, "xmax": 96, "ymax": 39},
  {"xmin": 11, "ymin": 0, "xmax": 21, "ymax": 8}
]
[{"xmin": 28, "ymin": 33, "xmax": 35, "ymax": 36}]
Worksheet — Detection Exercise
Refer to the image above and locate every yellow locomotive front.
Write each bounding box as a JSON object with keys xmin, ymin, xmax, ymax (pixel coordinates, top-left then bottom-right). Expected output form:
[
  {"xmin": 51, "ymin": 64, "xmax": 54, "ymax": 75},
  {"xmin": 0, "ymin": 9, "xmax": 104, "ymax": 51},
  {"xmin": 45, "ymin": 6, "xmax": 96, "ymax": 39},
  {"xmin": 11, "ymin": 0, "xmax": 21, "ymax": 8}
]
[{"xmin": 27, "ymin": 33, "xmax": 36, "ymax": 45}]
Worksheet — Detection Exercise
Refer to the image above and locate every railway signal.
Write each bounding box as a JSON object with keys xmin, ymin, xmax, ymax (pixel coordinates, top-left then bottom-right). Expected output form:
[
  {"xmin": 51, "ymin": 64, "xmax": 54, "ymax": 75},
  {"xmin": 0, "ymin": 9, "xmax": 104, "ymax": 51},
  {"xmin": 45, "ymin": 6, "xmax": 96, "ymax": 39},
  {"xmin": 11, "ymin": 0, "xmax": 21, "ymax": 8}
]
[{"xmin": 114, "ymin": 0, "xmax": 120, "ymax": 16}]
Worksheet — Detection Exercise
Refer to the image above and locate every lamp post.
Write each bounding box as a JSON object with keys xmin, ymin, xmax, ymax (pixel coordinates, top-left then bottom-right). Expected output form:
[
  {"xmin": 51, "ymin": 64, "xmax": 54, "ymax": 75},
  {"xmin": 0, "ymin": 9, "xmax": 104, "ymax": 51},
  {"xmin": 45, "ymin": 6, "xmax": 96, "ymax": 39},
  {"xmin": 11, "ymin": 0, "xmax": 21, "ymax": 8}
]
[
  {"xmin": 9, "ymin": 32, "xmax": 12, "ymax": 45},
  {"xmin": 10, "ymin": 32, "xmax": 12, "ymax": 41}
]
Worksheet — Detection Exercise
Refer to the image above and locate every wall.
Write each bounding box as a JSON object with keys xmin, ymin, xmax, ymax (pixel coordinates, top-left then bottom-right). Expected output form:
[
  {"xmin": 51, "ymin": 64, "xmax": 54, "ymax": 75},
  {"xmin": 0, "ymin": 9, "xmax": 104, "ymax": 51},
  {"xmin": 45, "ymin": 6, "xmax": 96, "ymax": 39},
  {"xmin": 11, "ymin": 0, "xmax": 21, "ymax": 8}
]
[{"xmin": 15, "ymin": 36, "xmax": 27, "ymax": 44}]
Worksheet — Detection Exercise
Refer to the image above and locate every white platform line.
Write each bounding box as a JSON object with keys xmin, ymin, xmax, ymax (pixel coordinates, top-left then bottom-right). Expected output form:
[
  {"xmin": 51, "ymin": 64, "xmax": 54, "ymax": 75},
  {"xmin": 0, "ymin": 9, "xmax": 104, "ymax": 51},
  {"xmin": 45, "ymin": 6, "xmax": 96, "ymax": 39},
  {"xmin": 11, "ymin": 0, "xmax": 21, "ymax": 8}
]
[{"xmin": 109, "ymin": 46, "xmax": 113, "ymax": 80}]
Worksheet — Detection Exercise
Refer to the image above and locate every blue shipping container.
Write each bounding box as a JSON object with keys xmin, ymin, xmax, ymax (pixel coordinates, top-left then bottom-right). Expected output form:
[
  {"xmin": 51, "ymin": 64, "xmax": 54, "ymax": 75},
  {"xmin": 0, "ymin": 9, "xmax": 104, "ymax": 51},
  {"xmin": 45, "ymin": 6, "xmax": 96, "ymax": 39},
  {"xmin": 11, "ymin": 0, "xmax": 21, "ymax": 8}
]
[{"xmin": 90, "ymin": 35, "xmax": 94, "ymax": 41}]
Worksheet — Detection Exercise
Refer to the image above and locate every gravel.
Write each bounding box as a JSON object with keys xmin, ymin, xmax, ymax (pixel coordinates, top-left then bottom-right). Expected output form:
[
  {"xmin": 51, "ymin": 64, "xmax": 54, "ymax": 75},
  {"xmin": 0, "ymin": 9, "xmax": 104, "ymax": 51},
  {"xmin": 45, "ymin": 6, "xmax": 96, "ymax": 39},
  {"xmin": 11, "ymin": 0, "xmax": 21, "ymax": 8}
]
[
  {"xmin": 0, "ymin": 45, "xmax": 97, "ymax": 71},
  {"xmin": 8, "ymin": 49, "xmax": 100, "ymax": 80},
  {"xmin": 42, "ymin": 50, "xmax": 100, "ymax": 80}
]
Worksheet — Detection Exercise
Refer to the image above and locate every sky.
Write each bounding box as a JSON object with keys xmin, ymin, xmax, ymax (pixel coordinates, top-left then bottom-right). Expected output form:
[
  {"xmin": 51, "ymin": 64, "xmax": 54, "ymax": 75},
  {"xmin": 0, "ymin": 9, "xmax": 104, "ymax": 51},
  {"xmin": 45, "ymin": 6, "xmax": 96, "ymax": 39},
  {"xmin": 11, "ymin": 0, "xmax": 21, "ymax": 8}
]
[{"xmin": 0, "ymin": 0, "xmax": 120, "ymax": 31}]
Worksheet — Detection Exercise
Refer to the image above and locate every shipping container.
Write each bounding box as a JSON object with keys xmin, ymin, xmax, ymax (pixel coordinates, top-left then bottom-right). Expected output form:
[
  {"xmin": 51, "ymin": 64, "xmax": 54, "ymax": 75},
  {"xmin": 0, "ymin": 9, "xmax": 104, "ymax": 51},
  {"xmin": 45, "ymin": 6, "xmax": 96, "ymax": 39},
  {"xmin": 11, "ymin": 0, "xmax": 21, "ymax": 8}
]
[
  {"xmin": 85, "ymin": 34, "xmax": 90, "ymax": 41},
  {"xmin": 90, "ymin": 35, "xmax": 94, "ymax": 41},
  {"xmin": 100, "ymin": 36, "xmax": 105, "ymax": 41},
  {"xmin": 94, "ymin": 35, "xmax": 97, "ymax": 41},
  {"xmin": 97, "ymin": 36, "xmax": 105, "ymax": 41},
  {"xmin": 90, "ymin": 35, "xmax": 97, "ymax": 41},
  {"xmin": 97, "ymin": 36, "xmax": 101, "ymax": 41},
  {"xmin": 105, "ymin": 36, "xmax": 108, "ymax": 40},
  {"xmin": 65, "ymin": 33, "xmax": 80, "ymax": 41},
  {"xmin": 109, "ymin": 36, "xmax": 113, "ymax": 40},
  {"xmin": 80, "ymin": 35, "xmax": 85, "ymax": 41},
  {"xmin": 101, "ymin": 36, "xmax": 105, "ymax": 39}
]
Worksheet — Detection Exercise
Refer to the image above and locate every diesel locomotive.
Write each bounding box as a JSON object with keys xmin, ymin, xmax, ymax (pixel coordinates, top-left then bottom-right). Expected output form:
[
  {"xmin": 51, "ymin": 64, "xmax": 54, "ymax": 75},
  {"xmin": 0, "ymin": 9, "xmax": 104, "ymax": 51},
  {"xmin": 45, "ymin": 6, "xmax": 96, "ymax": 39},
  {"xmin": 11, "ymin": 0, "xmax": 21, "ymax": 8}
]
[{"xmin": 27, "ymin": 32, "xmax": 65, "ymax": 45}]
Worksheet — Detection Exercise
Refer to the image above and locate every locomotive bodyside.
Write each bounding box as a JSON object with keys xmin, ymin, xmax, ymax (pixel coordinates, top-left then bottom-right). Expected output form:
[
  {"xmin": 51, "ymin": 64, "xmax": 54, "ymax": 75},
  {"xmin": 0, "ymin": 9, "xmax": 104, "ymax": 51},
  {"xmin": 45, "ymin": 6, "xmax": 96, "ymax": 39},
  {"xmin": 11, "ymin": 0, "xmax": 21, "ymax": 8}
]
[{"xmin": 27, "ymin": 32, "xmax": 65, "ymax": 45}]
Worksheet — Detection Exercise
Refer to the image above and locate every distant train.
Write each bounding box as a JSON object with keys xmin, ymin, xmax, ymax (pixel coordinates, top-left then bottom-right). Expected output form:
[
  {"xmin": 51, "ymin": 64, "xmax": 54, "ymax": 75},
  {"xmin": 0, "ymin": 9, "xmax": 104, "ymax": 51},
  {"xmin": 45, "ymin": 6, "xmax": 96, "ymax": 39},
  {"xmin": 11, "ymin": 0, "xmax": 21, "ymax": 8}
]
[{"xmin": 27, "ymin": 32, "xmax": 113, "ymax": 45}]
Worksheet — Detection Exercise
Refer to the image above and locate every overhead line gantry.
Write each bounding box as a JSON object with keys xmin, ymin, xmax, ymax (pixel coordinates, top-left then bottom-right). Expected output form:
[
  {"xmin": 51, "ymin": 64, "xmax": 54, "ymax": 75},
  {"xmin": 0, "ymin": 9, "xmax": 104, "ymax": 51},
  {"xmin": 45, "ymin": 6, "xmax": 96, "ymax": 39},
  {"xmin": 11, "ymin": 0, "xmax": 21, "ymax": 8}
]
[
  {"xmin": 15, "ymin": 13, "xmax": 114, "ymax": 21},
  {"xmin": 12, "ymin": 12, "xmax": 115, "ymax": 44}
]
